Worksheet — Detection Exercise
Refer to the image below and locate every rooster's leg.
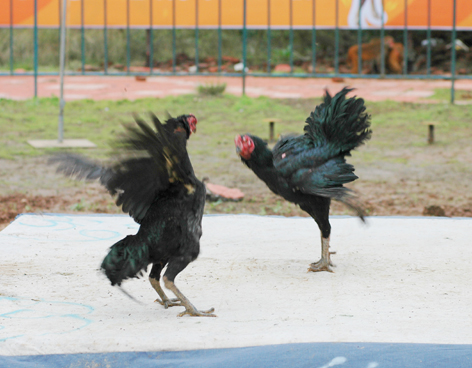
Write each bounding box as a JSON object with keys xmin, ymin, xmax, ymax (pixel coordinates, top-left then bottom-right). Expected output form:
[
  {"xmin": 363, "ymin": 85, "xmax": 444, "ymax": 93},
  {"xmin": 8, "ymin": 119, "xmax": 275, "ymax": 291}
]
[
  {"xmin": 163, "ymin": 276, "xmax": 216, "ymax": 317},
  {"xmin": 149, "ymin": 263, "xmax": 180, "ymax": 308},
  {"xmin": 163, "ymin": 258, "xmax": 216, "ymax": 317},
  {"xmin": 308, "ymin": 235, "xmax": 336, "ymax": 273}
]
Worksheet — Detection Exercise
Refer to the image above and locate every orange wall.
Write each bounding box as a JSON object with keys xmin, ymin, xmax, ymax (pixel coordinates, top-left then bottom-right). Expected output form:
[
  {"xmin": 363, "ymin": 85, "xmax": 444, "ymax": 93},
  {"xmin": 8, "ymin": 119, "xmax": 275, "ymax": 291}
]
[{"xmin": 1, "ymin": 0, "xmax": 471, "ymax": 29}]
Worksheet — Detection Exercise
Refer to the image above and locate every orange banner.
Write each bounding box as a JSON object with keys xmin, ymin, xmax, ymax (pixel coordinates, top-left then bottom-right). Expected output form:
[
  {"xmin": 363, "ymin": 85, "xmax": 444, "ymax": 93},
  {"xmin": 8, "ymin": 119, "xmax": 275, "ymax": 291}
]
[{"xmin": 1, "ymin": 0, "xmax": 471, "ymax": 29}]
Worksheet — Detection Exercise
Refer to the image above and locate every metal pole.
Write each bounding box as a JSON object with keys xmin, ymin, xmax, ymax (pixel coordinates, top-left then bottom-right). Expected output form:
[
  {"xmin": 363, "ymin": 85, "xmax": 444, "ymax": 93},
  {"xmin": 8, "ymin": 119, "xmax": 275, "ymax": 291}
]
[
  {"xmin": 380, "ymin": 0, "xmax": 385, "ymax": 77},
  {"xmin": 242, "ymin": 0, "xmax": 247, "ymax": 95},
  {"xmin": 267, "ymin": 0, "xmax": 271, "ymax": 73},
  {"xmin": 104, "ymin": 0, "xmax": 108, "ymax": 74},
  {"xmin": 403, "ymin": 0, "xmax": 408, "ymax": 75},
  {"xmin": 195, "ymin": 0, "xmax": 199, "ymax": 73},
  {"xmin": 426, "ymin": 0, "xmax": 431, "ymax": 77},
  {"xmin": 58, "ymin": 0, "xmax": 68, "ymax": 143},
  {"xmin": 334, "ymin": 0, "xmax": 339, "ymax": 75},
  {"xmin": 451, "ymin": 0, "xmax": 457, "ymax": 104},
  {"xmin": 34, "ymin": 0, "xmax": 38, "ymax": 98},
  {"xmin": 126, "ymin": 0, "xmax": 130, "ymax": 74},
  {"xmin": 149, "ymin": 0, "xmax": 153, "ymax": 74},
  {"xmin": 357, "ymin": 0, "xmax": 362, "ymax": 74},
  {"xmin": 311, "ymin": 0, "xmax": 316, "ymax": 75},
  {"xmin": 81, "ymin": 0, "xmax": 85, "ymax": 74},
  {"xmin": 218, "ymin": 0, "xmax": 222, "ymax": 72},
  {"xmin": 9, "ymin": 0, "xmax": 13, "ymax": 75},
  {"xmin": 289, "ymin": 0, "xmax": 293, "ymax": 73},
  {"xmin": 172, "ymin": 0, "xmax": 176, "ymax": 73}
]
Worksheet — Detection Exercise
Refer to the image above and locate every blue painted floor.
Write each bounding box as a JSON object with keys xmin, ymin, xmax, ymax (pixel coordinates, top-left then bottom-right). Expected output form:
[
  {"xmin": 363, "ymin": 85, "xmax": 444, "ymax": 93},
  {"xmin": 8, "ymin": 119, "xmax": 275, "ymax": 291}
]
[{"xmin": 2, "ymin": 343, "xmax": 472, "ymax": 368}]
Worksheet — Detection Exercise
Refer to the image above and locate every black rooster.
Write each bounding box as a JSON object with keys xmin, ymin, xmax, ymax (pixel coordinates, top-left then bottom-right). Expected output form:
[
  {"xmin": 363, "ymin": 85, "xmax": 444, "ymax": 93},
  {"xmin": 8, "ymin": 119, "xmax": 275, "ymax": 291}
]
[
  {"xmin": 235, "ymin": 88, "xmax": 371, "ymax": 272},
  {"xmin": 51, "ymin": 113, "xmax": 216, "ymax": 317}
]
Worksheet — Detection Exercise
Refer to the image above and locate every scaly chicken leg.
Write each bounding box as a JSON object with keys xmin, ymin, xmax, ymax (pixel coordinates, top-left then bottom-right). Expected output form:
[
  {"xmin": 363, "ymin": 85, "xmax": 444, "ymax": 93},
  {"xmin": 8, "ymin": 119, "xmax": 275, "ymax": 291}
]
[
  {"xmin": 308, "ymin": 235, "xmax": 336, "ymax": 273},
  {"xmin": 163, "ymin": 276, "xmax": 216, "ymax": 317},
  {"xmin": 149, "ymin": 277, "xmax": 182, "ymax": 308}
]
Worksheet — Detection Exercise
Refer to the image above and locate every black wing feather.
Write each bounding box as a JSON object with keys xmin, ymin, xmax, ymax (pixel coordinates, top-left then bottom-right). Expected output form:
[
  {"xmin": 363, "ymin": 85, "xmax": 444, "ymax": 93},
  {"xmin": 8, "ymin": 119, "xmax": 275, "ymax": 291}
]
[{"xmin": 49, "ymin": 114, "xmax": 192, "ymax": 223}]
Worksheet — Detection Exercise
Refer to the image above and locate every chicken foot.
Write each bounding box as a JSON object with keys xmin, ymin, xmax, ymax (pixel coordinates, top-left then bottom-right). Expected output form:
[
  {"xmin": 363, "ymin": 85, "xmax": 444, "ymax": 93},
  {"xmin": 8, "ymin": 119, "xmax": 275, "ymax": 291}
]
[
  {"xmin": 308, "ymin": 235, "xmax": 336, "ymax": 273},
  {"xmin": 149, "ymin": 277, "xmax": 181, "ymax": 308},
  {"xmin": 163, "ymin": 276, "xmax": 216, "ymax": 317}
]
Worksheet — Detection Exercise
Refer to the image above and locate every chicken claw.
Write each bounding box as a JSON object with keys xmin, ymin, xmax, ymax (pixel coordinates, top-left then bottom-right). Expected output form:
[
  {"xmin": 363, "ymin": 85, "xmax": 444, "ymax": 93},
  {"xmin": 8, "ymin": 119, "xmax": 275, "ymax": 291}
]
[
  {"xmin": 178, "ymin": 307, "xmax": 216, "ymax": 318},
  {"xmin": 154, "ymin": 297, "xmax": 181, "ymax": 309}
]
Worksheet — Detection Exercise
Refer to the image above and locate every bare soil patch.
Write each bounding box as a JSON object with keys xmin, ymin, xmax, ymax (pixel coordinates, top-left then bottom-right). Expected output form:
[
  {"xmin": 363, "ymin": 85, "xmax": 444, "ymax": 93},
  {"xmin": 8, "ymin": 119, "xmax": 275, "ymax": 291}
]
[{"xmin": 1, "ymin": 150, "xmax": 471, "ymax": 231}]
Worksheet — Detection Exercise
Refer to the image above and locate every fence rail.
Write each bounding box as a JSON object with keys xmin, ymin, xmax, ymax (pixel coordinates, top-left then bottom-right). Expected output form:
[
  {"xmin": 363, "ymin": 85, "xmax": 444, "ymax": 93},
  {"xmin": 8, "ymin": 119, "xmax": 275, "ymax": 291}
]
[{"xmin": 0, "ymin": 0, "xmax": 469, "ymax": 102}]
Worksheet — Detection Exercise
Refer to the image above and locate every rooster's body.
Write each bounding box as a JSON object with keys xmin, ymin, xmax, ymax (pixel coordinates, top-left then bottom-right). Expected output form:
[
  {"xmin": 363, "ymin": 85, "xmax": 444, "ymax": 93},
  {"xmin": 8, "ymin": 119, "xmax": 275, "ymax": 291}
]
[
  {"xmin": 235, "ymin": 88, "xmax": 371, "ymax": 272},
  {"xmin": 51, "ymin": 113, "xmax": 215, "ymax": 317}
]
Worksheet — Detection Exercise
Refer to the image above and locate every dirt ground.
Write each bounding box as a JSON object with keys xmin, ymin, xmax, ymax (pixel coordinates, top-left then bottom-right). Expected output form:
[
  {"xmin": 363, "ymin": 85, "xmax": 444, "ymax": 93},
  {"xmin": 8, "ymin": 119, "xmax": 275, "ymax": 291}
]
[{"xmin": 1, "ymin": 146, "xmax": 471, "ymax": 231}]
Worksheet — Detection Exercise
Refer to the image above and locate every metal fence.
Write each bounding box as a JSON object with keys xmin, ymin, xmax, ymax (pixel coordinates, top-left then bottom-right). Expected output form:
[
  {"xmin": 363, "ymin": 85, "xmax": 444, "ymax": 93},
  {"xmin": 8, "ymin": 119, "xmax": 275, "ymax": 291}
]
[{"xmin": 0, "ymin": 0, "xmax": 468, "ymax": 102}]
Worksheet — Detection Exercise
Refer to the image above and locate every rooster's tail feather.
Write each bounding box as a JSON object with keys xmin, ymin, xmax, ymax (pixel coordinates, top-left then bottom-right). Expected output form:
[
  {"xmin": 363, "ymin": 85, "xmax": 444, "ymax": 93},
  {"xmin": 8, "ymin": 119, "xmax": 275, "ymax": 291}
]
[{"xmin": 101, "ymin": 235, "xmax": 149, "ymax": 286}]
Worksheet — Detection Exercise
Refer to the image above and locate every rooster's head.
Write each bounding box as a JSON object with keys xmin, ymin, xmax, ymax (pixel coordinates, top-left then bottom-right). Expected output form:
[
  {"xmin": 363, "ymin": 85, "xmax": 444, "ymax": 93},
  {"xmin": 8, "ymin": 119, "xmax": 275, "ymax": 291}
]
[
  {"xmin": 185, "ymin": 114, "xmax": 197, "ymax": 135},
  {"xmin": 235, "ymin": 134, "xmax": 255, "ymax": 160}
]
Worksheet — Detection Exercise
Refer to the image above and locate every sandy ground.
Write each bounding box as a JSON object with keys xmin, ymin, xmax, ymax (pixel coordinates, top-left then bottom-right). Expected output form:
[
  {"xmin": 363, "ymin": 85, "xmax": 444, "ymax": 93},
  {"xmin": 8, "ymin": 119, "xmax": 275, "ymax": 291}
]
[{"xmin": 0, "ymin": 213, "xmax": 471, "ymax": 356}]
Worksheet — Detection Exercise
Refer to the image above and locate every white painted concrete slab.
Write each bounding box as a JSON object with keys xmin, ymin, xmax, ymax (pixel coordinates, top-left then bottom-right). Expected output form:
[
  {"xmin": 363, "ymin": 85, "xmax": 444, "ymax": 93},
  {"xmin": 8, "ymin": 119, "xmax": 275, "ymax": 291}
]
[
  {"xmin": 0, "ymin": 214, "xmax": 471, "ymax": 356},
  {"xmin": 27, "ymin": 139, "xmax": 96, "ymax": 148}
]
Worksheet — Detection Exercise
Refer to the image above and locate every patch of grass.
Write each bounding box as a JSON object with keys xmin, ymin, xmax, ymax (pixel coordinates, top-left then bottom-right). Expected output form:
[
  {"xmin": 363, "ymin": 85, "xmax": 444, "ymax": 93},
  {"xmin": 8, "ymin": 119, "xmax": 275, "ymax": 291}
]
[
  {"xmin": 429, "ymin": 88, "xmax": 472, "ymax": 102},
  {"xmin": 1, "ymin": 95, "xmax": 472, "ymax": 175},
  {"xmin": 197, "ymin": 83, "xmax": 227, "ymax": 96}
]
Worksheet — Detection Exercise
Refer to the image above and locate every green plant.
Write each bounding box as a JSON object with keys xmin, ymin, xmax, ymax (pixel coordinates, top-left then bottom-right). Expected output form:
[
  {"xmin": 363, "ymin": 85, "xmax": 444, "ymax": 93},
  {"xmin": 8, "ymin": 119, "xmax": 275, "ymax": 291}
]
[{"xmin": 197, "ymin": 83, "xmax": 227, "ymax": 96}]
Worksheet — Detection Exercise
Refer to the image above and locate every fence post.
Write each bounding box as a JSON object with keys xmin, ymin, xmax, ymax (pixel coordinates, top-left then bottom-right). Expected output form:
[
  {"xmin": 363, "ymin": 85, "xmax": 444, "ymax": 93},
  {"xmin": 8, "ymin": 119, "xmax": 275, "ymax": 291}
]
[
  {"xmin": 195, "ymin": 0, "xmax": 199, "ymax": 73},
  {"xmin": 126, "ymin": 0, "xmax": 130, "ymax": 74},
  {"xmin": 58, "ymin": 0, "xmax": 68, "ymax": 143},
  {"xmin": 380, "ymin": 0, "xmax": 385, "ymax": 77},
  {"xmin": 426, "ymin": 0, "xmax": 431, "ymax": 77},
  {"xmin": 357, "ymin": 0, "xmax": 362, "ymax": 74},
  {"xmin": 267, "ymin": 0, "xmax": 271, "ymax": 74},
  {"xmin": 334, "ymin": 0, "xmax": 339, "ymax": 75},
  {"xmin": 172, "ymin": 0, "xmax": 176, "ymax": 73},
  {"xmin": 9, "ymin": 0, "xmax": 14, "ymax": 75},
  {"xmin": 34, "ymin": 0, "xmax": 38, "ymax": 98},
  {"xmin": 451, "ymin": 0, "xmax": 457, "ymax": 104},
  {"xmin": 289, "ymin": 0, "xmax": 293, "ymax": 73},
  {"xmin": 81, "ymin": 0, "xmax": 85, "ymax": 74},
  {"xmin": 218, "ymin": 0, "xmax": 222, "ymax": 72},
  {"xmin": 104, "ymin": 0, "xmax": 108, "ymax": 74},
  {"xmin": 149, "ymin": 0, "xmax": 153, "ymax": 74},
  {"xmin": 403, "ymin": 0, "xmax": 408, "ymax": 75},
  {"xmin": 311, "ymin": 0, "xmax": 316, "ymax": 75},
  {"xmin": 242, "ymin": 0, "xmax": 247, "ymax": 96}
]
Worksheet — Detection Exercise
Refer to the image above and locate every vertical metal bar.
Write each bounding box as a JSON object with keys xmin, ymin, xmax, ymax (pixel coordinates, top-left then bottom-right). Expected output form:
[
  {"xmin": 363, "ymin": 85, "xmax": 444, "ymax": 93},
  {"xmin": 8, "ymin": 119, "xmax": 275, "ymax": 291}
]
[
  {"xmin": 58, "ymin": 0, "xmax": 61, "ymax": 48},
  {"xmin": 81, "ymin": 0, "xmax": 85, "ymax": 74},
  {"xmin": 172, "ymin": 0, "xmax": 176, "ymax": 73},
  {"xmin": 451, "ymin": 0, "xmax": 457, "ymax": 104},
  {"xmin": 289, "ymin": 0, "xmax": 293, "ymax": 73},
  {"xmin": 195, "ymin": 0, "xmax": 199, "ymax": 73},
  {"xmin": 334, "ymin": 0, "xmax": 339, "ymax": 74},
  {"xmin": 311, "ymin": 0, "xmax": 316, "ymax": 75},
  {"xmin": 149, "ymin": 0, "xmax": 153, "ymax": 74},
  {"xmin": 267, "ymin": 0, "xmax": 271, "ymax": 73},
  {"xmin": 9, "ymin": 0, "xmax": 13, "ymax": 75},
  {"xmin": 218, "ymin": 0, "xmax": 222, "ymax": 72},
  {"xmin": 403, "ymin": 0, "xmax": 408, "ymax": 75},
  {"xmin": 104, "ymin": 0, "xmax": 108, "ymax": 74},
  {"xmin": 426, "ymin": 0, "xmax": 431, "ymax": 76},
  {"xmin": 357, "ymin": 0, "xmax": 362, "ymax": 74},
  {"xmin": 242, "ymin": 0, "xmax": 247, "ymax": 95},
  {"xmin": 59, "ymin": 0, "xmax": 67, "ymax": 143},
  {"xmin": 34, "ymin": 0, "xmax": 38, "ymax": 98},
  {"xmin": 126, "ymin": 0, "xmax": 130, "ymax": 74},
  {"xmin": 380, "ymin": 0, "xmax": 385, "ymax": 77}
]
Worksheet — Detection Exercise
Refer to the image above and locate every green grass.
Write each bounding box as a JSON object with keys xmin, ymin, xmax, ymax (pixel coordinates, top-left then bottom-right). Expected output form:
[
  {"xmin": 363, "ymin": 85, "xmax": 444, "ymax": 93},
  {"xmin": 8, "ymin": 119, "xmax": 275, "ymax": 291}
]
[
  {"xmin": 1, "ymin": 95, "xmax": 471, "ymax": 161},
  {"xmin": 197, "ymin": 83, "xmax": 227, "ymax": 96},
  {"xmin": 429, "ymin": 88, "xmax": 472, "ymax": 102}
]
